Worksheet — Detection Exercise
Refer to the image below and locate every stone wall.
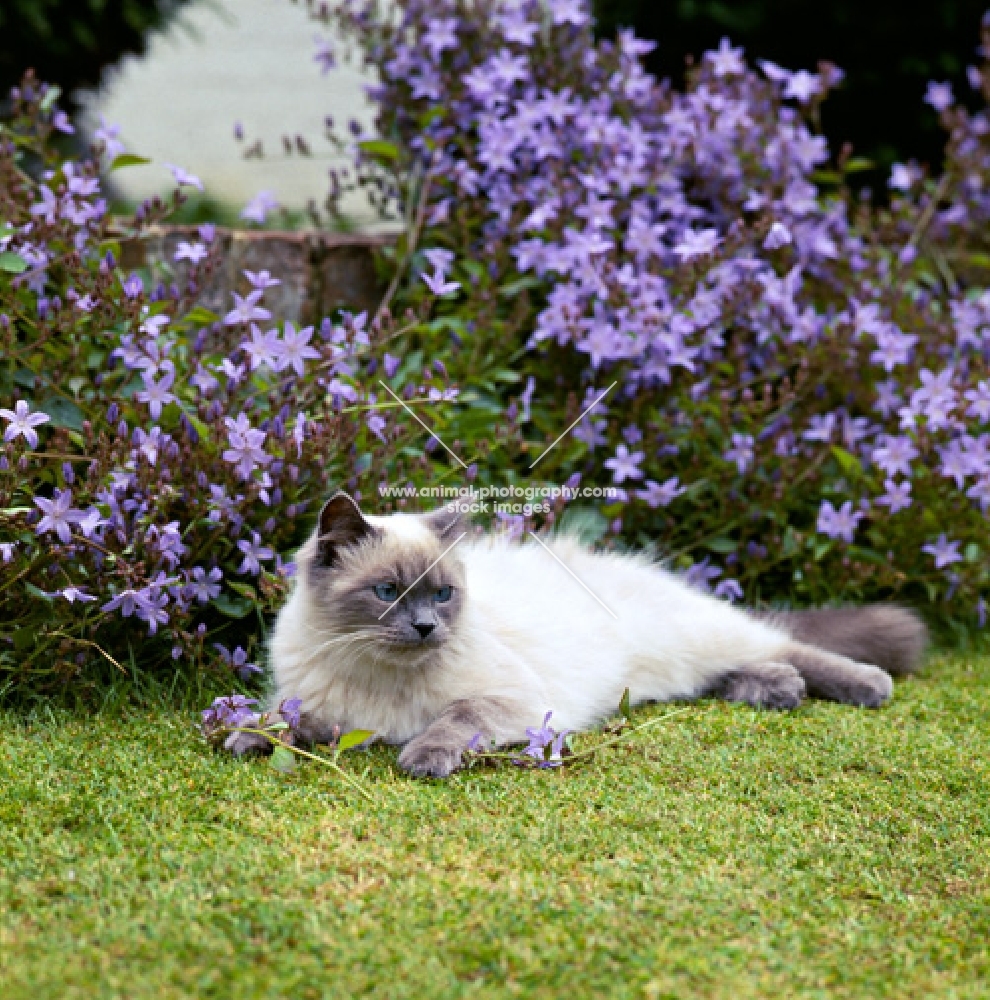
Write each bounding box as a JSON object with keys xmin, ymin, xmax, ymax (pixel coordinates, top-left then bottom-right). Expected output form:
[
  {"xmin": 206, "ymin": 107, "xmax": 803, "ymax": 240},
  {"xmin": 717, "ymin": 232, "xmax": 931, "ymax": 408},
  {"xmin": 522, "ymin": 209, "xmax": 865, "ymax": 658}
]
[{"xmin": 121, "ymin": 227, "xmax": 389, "ymax": 324}]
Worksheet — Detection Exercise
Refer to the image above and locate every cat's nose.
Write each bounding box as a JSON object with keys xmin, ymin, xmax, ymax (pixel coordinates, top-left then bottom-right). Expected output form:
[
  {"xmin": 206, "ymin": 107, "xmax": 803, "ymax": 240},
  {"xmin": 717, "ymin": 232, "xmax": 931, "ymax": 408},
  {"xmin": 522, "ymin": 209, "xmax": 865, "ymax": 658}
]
[{"xmin": 413, "ymin": 621, "xmax": 435, "ymax": 639}]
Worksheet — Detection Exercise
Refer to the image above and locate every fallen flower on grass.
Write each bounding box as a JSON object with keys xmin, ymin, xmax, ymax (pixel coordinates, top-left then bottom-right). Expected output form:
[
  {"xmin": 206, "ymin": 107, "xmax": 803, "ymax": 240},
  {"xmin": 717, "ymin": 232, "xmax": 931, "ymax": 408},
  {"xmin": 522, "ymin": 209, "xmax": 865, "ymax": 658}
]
[
  {"xmin": 463, "ymin": 691, "xmax": 693, "ymax": 771},
  {"xmin": 200, "ymin": 694, "xmax": 376, "ymax": 801}
]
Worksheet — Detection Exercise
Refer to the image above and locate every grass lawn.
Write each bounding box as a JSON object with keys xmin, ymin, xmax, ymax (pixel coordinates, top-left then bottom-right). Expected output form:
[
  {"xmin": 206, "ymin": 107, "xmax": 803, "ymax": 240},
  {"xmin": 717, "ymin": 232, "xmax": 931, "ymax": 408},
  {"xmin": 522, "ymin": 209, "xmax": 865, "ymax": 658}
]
[{"xmin": 1, "ymin": 653, "xmax": 988, "ymax": 1000}]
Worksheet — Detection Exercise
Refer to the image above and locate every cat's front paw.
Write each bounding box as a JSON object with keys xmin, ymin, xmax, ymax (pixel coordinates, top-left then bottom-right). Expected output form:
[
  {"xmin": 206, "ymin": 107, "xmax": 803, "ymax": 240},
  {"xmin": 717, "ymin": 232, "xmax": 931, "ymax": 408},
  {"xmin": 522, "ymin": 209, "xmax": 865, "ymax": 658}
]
[
  {"xmin": 398, "ymin": 739, "xmax": 463, "ymax": 778},
  {"xmin": 224, "ymin": 729, "xmax": 273, "ymax": 757}
]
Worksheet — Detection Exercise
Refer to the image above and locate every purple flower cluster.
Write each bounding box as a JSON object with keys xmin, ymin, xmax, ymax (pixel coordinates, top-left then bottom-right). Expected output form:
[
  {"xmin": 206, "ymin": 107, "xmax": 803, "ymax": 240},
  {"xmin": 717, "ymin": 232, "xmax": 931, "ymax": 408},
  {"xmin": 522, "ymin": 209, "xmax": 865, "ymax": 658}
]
[
  {"xmin": 0, "ymin": 75, "xmax": 453, "ymax": 685},
  {"xmin": 313, "ymin": 0, "xmax": 990, "ymax": 619}
]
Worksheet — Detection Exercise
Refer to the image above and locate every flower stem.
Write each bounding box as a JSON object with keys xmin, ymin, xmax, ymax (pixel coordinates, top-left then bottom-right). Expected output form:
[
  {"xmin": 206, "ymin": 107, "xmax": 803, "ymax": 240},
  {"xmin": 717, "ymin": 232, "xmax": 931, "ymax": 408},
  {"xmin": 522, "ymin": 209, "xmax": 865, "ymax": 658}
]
[{"xmin": 227, "ymin": 726, "xmax": 377, "ymax": 803}]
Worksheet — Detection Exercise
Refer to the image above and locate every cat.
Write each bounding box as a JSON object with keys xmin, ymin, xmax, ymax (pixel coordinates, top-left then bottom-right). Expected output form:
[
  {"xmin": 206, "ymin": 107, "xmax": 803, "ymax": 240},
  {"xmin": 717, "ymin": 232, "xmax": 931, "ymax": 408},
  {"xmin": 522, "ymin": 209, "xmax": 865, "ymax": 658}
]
[{"xmin": 226, "ymin": 492, "xmax": 927, "ymax": 778}]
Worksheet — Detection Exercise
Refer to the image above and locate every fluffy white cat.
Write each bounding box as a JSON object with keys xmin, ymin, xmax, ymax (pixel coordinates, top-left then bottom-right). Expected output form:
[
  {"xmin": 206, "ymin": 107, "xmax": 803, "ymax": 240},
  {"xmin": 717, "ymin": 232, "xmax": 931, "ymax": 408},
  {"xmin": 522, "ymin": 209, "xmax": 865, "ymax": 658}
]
[{"xmin": 228, "ymin": 493, "xmax": 925, "ymax": 777}]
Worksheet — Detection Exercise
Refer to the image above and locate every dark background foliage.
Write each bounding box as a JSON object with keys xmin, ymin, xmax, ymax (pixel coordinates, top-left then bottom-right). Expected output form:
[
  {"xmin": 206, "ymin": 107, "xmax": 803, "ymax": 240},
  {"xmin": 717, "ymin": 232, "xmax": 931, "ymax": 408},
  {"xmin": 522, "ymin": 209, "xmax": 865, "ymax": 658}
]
[
  {"xmin": 594, "ymin": 0, "xmax": 988, "ymax": 187},
  {"xmin": 0, "ymin": 0, "xmax": 190, "ymax": 109}
]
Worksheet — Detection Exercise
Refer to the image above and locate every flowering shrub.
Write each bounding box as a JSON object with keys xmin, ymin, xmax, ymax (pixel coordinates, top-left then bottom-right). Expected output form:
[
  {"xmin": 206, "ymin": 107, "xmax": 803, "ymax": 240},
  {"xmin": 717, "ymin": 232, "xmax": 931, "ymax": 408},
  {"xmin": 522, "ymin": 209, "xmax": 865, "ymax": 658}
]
[
  {"xmin": 0, "ymin": 75, "xmax": 458, "ymax": 688},
  {"xmin": 6, "ymin": 3, "xmax": 990, "ymax": 694},
  {"xmin": 310, "ymin": 0, "xmax": 990, "ymax": 627}
]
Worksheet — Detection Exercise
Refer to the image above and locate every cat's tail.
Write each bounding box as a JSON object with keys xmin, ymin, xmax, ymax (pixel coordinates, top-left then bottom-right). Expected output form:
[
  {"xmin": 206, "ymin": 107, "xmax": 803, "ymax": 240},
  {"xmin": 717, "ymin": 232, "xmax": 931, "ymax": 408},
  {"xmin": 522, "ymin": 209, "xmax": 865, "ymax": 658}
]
[{"xmin": 759, "ymin": 605, "xmax": 927, "ymax": 676}]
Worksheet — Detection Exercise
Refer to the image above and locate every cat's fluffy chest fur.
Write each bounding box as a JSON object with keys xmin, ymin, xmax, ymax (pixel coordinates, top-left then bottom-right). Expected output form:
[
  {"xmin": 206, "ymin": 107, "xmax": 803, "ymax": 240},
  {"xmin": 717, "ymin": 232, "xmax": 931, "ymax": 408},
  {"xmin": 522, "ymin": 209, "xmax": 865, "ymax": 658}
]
[{"xmin": 247, "ymin": 494, "xmax": 923, "ymax": 778}]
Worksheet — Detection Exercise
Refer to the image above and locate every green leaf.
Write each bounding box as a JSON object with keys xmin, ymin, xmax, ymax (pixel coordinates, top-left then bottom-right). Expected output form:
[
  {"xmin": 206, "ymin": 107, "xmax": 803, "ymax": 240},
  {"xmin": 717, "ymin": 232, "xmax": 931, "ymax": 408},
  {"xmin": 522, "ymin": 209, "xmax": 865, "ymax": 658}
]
[
  {"xmin": 0, "ymin": 252, "xmax": 29, "ymax": 274},
  {"xmin": 182, "ymin": 306, "xmax": 220, "ymax": 326},
  {"xmin": 357, "ymin": 139, "xmax": 399, "ymax": 161},
  {"xmin": 40, "ymin": 86, "xmax": 61, "ymax": 112},
  {"xmin": 267, "ymin": 721, "xmax": 289, "ymax": 732},
  {"xmin": 831, "ymin": 446, "xmax": 862, "ymax": 477},
  {"xmin": 706, "ymin": 537, "xmax": 738, "ymax": 554},
  {"xmin": 227, "ymin": 581, "xmax": 257, "ymax": 600},
  {"xmin": 24, "ymin": 583, "xmax": 53, "ymax": 602},
  {"xmin": 41, "ymin": 397, "xmax": 85, "ymax": 431},
  {"xmin": 844, "ymin": 157, "xmax": 875, "ymax": 173},
  {"xmin": 499, "ymin": 276, "xmax": 543, "ymax": 298},
  {"xmin": 110, "ymin": 153, "xmax": 152, "ymax": 171},
  {"xmin": 337, "ymin": 729, "xmax": 374, "ymax": 752},
  {"xmin": 618, "ymin": 687, "xmax": 632, "ymax": 722},
  {"xmin": 270, "ymin": 746, "xmax": 297, "ymax": 774},
  {"xmin": 214, "ymin": 593, "xmax": 253, "ymax": 618},
  {"xmin": 12, "ymin": 626, "xmax": 36, "ymax": 651}
]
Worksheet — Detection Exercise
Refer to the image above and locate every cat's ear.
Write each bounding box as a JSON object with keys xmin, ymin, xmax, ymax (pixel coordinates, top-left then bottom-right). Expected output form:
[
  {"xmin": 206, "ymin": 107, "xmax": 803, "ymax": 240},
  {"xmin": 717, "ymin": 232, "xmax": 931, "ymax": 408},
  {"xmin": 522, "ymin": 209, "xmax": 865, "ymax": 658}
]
[
  {"xmin": 423, "ymin": 503, "xmax": 468, "ymax": 541},
  {"xmin": 317, "ymin": 492, "xmax": 375, "ymax": 567}
]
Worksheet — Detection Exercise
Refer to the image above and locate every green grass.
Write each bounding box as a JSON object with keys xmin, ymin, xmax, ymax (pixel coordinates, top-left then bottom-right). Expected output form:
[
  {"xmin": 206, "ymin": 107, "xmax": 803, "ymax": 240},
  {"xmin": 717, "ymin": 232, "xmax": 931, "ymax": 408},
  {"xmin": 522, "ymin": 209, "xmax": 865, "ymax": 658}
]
[{"xmin": 1, "ymin": 655, "xmax": 988, "ymax": 1000}]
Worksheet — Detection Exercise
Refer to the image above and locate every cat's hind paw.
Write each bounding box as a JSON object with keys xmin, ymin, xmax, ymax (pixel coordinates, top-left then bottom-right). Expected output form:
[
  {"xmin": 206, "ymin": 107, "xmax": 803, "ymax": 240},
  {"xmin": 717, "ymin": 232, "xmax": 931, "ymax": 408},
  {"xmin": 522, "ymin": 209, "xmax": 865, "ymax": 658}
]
[{"xmin": 398, "ymin": 739, "xmax": 463, "ymax": 778}]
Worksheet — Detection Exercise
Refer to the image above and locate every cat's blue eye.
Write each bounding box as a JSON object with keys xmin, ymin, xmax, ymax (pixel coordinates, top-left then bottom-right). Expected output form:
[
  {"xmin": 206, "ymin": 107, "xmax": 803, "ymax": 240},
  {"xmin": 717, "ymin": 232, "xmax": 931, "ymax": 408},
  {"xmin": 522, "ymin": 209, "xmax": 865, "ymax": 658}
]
[
  {"xmin": 434, "ymin": 585, "xmax": 453, "ymax": 603},
  {"xmin": 373, "ymin": 582, "xmax": 398, "ymax": 602}
]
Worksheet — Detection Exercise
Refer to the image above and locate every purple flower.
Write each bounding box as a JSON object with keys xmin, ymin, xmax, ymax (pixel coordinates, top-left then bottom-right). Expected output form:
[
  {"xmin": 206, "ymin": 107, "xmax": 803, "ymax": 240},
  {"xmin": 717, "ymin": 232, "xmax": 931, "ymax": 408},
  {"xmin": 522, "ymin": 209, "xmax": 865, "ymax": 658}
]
[
  {"xmin": 724, "ymin": 433, "xmax": 755, "ymax": 473},
  {"xmin": 466, "ymin": 732, "xmax": 485, "ymax": 752},
  {"xmin": 784, "ymin": 70, "xmax": 820, "ymax": 102},
  {"xmin": 59, "ymin": 586, "xmax": 97, "ymax": 603},
  {"xmin": 604, "ymin": 444, "xmax": 644, "ymax": 483},
  {"xmin": 518, "ymin": 711, "xmax": 572, "ymax": 768},
  {"xmin": 549, "ymin": 0, "xmax": 589, "ymax": 26},
  {"xmin": 314, "ymin": 34, "xmax": 335, "ymax": 74},
  {"xmin": 876, "ymin": 479, "xmax": 912, "ymax": 514},
  {"xmin": 707, "ymin": 38, "xmax": 745, "ymax": 77},
  {"xmin": 241, "ymin": 324, "xmax": 282, "ymax": 370},
  {"xmin": 95, "ymin": 116, "xmax": 125, "ymax": 158},
  {"xmin": 102, "ymin": 588, "xmax": 141, "ymax": 618},
  {"xmin": 817, "ymin": 500, "xmax": 862, "ymax": 544},
  {"xmin": 225, "ymin": 289, "xmax": 271, "ymax": 326},
  {"xmin": 240, "ymin": 191, "xmax": 279, "ymax": 225},
  {"xmin": 175, "ymin": 241, "xmax": 208, "ymax": 264},
  {"xmin": 673, "ymin": 228, "xmax": 720, "ymax": 261},
  {"xmin": 714, "ymin": 578, "xmax": 744, "ymax": 602},
  {"xmin": 135, "ymin": 369, "xmax": 177, "ymax": 420},
  {"xmin": 186, "ymin": 566, "xmax": 222, "ymax": 603},
  {"xmin": 165, "ymin": 163, "xmax": 204, "ymax": 191},
  {"xmin": 292, "ymin": 413, "xmax": 307, "ymax": 457},
  {"xmin": 685, "ymin": 558, "xmax": 722, "ymax": 591},
  {"xmin": 0, "ymin": 542, "xmax": 15, "ymax": 563},
  {"xmin": 889, "ymin": 163, "xmax": 919, "ymax": 192},
  {"xmin": 202, "ymin": 694, "xmax": 260, "ymax": 732},
  {"xmin": 274, "ymin": 322, "xmax": 320, "ymax": 376},
  {"xmin": 422, "ymin": 269, "xmax": 461, "ymax": 296},
  {"xmin": 216, "ymin": 644, "xmax": 262, "ymax": 680},
  {"xmin": 872, "ymin": 435, "xmax": 918, "ymax": 477},
  {"xmin": 237, "ymin": 532, "xmax": 274, "ymax": 575},
  {"xmin": 764, "ymin": 222, "xmax": 792, "ymax": 250},
  {"xmin": 383, "ymin": 353, "xmax": 401, "ymax": 378},
  {"xmin": 423, "ymin": 248, "xmax": 455, "ymax": 274},
  {"xmin": 244, "ymin": 269, "xmax": 281, "ymax": 290},
  {"xmin": 925, "ymin": 81, "xmax": 954, "ymax": 112},
  {"xmin": 1, "ymin": 400, "xmax": 50, "ymax": 449},
  {"xmin": 279, "ymin": 697, "xmax": 303, "ymax": 728},
  {"xmin": 223, "ymin": 414, "xmax": 271, "ymax": 479},
  {"xmin": 636, "ymin": 477, "xmax": 685, "ymax": 508},
  {"xmin": 922, "ymin": 534, "xmax": 962, "ymax": 570},
  {"xmin": 34, "ymin": 489, "xmax": 84, "ymax": 544}
]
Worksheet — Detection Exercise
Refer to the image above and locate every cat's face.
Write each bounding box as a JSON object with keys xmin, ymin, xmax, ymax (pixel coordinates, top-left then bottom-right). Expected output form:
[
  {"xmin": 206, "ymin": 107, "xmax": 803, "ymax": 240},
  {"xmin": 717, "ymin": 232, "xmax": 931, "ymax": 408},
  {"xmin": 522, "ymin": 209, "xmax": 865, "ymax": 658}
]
[{"xmin": 301, "ymin": 493, "xmax": 466, "ymax": 659}]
